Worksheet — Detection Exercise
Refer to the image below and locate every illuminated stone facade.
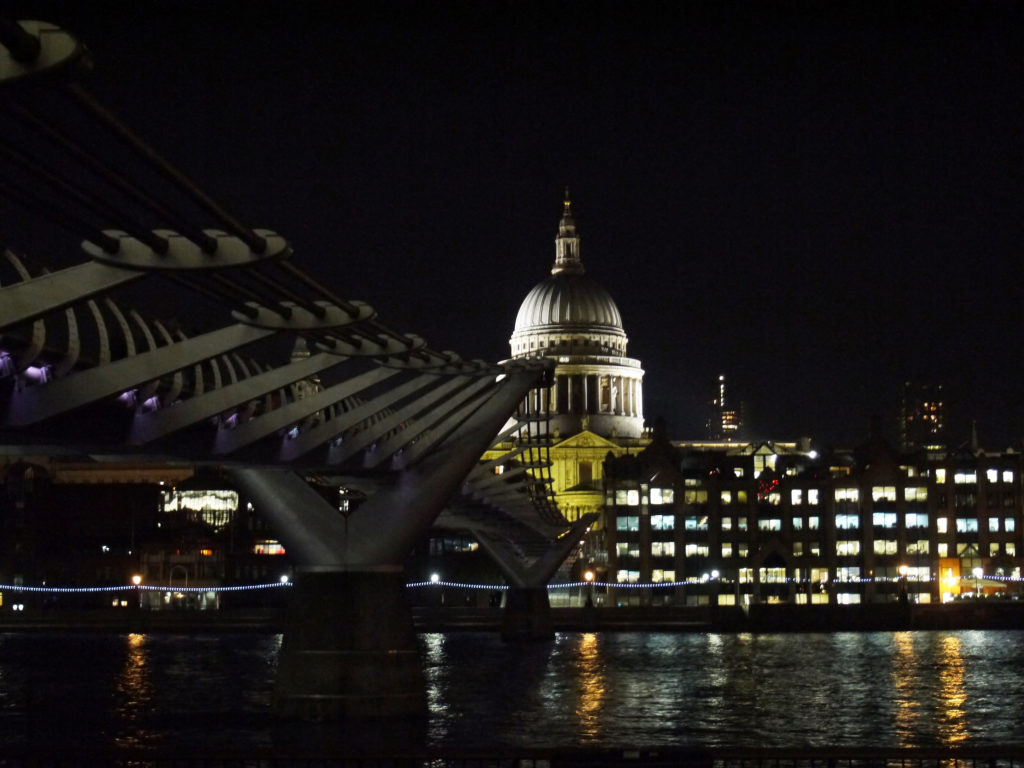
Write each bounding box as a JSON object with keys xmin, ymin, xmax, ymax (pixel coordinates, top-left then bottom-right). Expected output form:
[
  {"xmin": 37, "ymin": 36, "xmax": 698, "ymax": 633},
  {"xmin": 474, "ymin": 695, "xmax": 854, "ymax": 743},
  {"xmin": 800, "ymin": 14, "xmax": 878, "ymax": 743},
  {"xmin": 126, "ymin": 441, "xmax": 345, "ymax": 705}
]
[{"xmin": 495, "ymin": 194, "xmax": 648, "ymax": 522}]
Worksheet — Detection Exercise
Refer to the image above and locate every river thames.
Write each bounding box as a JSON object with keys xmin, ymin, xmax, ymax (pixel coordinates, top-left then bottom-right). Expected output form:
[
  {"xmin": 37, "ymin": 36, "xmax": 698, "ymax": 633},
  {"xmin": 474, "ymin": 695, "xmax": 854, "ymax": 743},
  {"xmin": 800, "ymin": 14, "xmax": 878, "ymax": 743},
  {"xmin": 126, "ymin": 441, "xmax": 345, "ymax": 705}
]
[{"xmin": 1, "ymin": 629, "xmax": 1022, "ymax": 755}]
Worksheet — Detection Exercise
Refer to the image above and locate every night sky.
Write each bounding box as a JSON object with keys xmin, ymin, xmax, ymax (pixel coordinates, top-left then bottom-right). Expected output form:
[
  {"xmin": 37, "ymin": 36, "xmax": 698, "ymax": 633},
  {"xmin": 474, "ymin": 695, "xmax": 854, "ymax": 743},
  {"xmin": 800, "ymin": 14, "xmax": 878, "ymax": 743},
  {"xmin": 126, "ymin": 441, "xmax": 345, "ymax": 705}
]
[{"xmin": 7, "ymin": 1, "xmax": 1023, "ymax": 449}]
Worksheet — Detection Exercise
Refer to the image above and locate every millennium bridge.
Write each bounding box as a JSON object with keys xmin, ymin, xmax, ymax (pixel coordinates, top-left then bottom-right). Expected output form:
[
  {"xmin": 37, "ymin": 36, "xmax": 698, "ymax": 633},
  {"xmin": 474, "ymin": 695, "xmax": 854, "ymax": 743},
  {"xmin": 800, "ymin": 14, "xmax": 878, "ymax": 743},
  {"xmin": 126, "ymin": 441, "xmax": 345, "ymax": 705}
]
[{"xmin": 0, "ymin": 17, "xmax": 591, "ymax": 721}]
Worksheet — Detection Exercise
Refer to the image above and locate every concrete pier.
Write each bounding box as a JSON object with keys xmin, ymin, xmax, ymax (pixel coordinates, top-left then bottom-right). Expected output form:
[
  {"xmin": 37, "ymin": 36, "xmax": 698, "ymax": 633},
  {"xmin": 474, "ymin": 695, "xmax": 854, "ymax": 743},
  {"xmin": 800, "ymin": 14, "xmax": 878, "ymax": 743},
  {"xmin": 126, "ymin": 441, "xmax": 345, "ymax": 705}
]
[
  {"xmin": 274, "ymin": 570, "xmax": 426, "ymax": 720},
  {"xmin": 501, "ymin": 586, "xmax": 554, "ymax": 641}
]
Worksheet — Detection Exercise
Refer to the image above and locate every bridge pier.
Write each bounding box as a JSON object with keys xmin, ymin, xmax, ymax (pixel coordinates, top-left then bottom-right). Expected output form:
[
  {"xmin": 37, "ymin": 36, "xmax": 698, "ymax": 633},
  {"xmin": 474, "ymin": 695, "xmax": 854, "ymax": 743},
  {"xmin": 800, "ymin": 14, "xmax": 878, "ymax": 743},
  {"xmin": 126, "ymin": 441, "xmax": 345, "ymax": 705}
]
[
  {"xmin": 501, "ymin": 586, "xmax": 554, "ymax": 641},
  {"xmin": 275, "ymin": 569, "xmax": 426, "ymax": 721}
]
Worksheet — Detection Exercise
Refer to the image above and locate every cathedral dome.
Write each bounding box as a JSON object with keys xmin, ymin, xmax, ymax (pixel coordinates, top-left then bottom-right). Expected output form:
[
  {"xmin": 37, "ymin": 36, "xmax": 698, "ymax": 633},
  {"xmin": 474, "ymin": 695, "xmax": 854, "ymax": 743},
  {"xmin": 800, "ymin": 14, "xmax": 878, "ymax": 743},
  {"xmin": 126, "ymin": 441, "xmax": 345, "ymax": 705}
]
[
  {"xmin": 505, "ymin": 191, "xmax": 644, "ymax": 441},
  {"xmin": 513, "ymin": 272, "xmax": 623, "ymax": 334}
]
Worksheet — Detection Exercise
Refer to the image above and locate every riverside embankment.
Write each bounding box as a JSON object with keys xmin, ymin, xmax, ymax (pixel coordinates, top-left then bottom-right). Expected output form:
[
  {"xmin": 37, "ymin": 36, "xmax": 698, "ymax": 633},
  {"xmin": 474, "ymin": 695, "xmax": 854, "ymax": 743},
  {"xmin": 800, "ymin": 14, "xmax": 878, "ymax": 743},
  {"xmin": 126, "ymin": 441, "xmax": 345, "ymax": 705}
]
[{"xmin": 0, "ymin": 600, "xmax": 1021, "ymax": 633}]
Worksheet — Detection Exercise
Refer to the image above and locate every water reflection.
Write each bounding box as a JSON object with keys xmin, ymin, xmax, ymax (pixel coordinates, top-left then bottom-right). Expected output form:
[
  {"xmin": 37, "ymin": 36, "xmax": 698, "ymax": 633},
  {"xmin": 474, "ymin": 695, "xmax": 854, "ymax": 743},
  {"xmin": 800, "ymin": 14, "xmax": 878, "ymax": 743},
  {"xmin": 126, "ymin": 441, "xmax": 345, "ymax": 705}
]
[
  {"xmin": 891, "ymin": 631, "xmax": 920, "ymax": 745},
  {"xmin": 421, "ymin": 633, "xmax": 450, "ymax": 741},
  {"xmin": 574, "ymin": 632, "xmax": 605, "ymax": 742},
  {"xmin": 936, "ymin": 634, "xmax": 968, "ymax": 744},
  {"xmin": 2, "ymin": 630, "xmax": 1019, "ymax": 751},
  {"xmin": 114, "ymin": 633, "xmax": 155, "ymax": 749}
]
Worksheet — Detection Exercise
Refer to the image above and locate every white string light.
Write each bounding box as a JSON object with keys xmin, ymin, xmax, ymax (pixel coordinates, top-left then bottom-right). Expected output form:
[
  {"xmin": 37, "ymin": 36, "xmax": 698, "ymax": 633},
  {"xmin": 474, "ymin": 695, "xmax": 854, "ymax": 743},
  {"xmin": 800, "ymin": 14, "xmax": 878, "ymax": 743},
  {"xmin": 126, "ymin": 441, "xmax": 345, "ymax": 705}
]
[
  {"xmin": 0, "ymin": 582, "xmax": 293, "ymax": 594},
  {"xmin": 2, "ymin": 573, "xmax": 1017, "ymax": 595}
]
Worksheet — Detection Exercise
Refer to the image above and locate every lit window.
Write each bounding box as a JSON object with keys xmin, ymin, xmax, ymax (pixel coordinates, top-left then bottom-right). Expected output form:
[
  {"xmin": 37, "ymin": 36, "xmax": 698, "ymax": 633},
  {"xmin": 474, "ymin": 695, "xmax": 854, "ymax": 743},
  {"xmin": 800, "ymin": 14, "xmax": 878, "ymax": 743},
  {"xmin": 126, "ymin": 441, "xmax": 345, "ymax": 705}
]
[
  {"xmin": 685, "ymin": 543, "xmax": 710, "ymax": 557},
  {"xmin": 738, "ymin": 517, "xmax": 748, "ymax": 531},
  {"xmin": 627, "ymin": 490, "xmax": 640, "ymax": 506},
  {"xmin": 954, "ymin": 471, "xmax": 977, "ymax": 484},
  {"xmin": 651, "ymin": 514, "xmax": 675, "ymax": 531},
  {"xmin": 989, "ymin": 517, "xmax": 1000, "ymax": 533},
  {"xmin": 793, "ymin": 517, "xmax": 804, "ymax": 531},
  {"xmin": 938, "ymin": 543, "xmax": 948, "ymax": 557},
  {"xmin": 905, "ymin": 512, "xmax": 929, "ymax": 529},
  {"xmin": 651, "ymin": 487, "xmax": 675, "ymax": 504},
  {"xmin": 835, "ymin": 488, "xmax": 859, "ymax": 503},
  {"xmin": 722, "ymin": 543, "xmax": 734, "ymax": 557},
  {"xmin": 616, "ymin": 515, "xmax": 640, "ymax": 532},
  {"xmin": 721, "ymin": 491, "xmax": 732, "ymax": 505},
  {"xmin": 753, "ymin": 453, "xmax": 777, "ymax": 478},
  {"xmin": 836, "ymin": 514, "xmax": 859, "ymax": 530},
  {"xmin": 734, "ymin": 468, "xmax": 744, "ymax": 478},
  {"xmin": 808, "ymin": 489, "xmax": 819, "ymax": 505},
  {"xmin": 1003, "ymin": 470, "xmax": 1014, "ymax": 483},
  {"xmin": 758, "ymin": 518, "xmax": 782, "ymax": 532},
  {"xmin": 1006, "ymin": 518, "xmax": 1016, "ymax": 533},
  {"xmin": 904, "ymin": 487, "xmax": 927, "ymax": 502},
  {"xmin": 935, "ymin": 468, "xmax": 946, "ymax": 484},
  {"xmin": 907, "ymin": 539, "xmax": 930, "ymax": 555},
  {"xmin": 955, "ymin": 518, "xmax": 978, "ymax": 533},
  {"xmin": 987, "ymin": 469, "xmax": 999, "ymax": 483},
  {"xmin": 684, "ymin": 489, "xmax": 709, "ymax": 504},
  {"xmin": 793, "ymin": 542, "xmax": 804, "ymax": 556},
  {"xmin": 253, "ymin": 540, "xmax": 286, "ymax": 555},
  {"xmin": 1008, "ymin": 543, "xmax": 1017, "ymax": 556},
  {"xmin": 721, "ymin": 516, "xmax": 732, "ymax": 531},
  {"xmin": 651, "ymin": 541, "xmax": 675, "ymax": 557},
  {"xmin": 791, "ymin": 489, "xmax": 803, "ymax": 505},
  {"xmin": 873, "ymin": 540, "xmax": 898, "ymax": 555},
  {"xmin": 616, "ymin": 543, "xmax": 630, "ymax": 557},
  {"xmin": 872, "ymin": 512, "xmax": 897, "ymax": 528},
  {"xmin": 937, "ymin": 517, "xmax": 948, "ymax": 534},
  {"xmin": 808, "ymin": 516, "xmax": 820, "ymax": 530},
  {"xmin": 836, "ymin": 540, "xmax": 860, "ymax": 556},
  {"xmin": 809, "ymin": 543, "xmax": 821, "ymax": 556},
  {"xmin": 684, "ymin": 516, "xmax": 709, "ymax": 531},
  {"xmin": 872, "ymin": 486, "xmax": 896, "ymax": 502},
  {"xmin": 990, "ymin": 543, "xmax": 1001, "ymax": 556}
]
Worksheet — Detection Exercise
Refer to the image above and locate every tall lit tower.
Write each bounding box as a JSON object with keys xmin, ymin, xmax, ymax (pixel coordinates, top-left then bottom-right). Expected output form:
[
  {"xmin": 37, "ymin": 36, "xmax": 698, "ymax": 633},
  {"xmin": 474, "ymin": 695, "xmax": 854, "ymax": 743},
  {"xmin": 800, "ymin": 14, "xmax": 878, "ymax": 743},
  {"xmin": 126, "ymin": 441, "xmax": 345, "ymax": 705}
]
[
  {"xmin": 706, "ymin": 373, "xmax": 742, "ymax": 440},
  {"xmin": 900, "ymin": 381, "xmax": 946, "ymax": 450}
]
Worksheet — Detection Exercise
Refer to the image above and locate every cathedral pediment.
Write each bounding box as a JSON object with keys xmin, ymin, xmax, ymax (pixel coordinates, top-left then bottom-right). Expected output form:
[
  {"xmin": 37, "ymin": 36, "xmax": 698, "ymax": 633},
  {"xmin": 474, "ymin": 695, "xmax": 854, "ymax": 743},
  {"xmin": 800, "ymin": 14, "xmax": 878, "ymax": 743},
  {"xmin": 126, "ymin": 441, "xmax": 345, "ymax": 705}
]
[{"xmin": 552, "ymin": 429, "xmax": 620, "ymax": 451}]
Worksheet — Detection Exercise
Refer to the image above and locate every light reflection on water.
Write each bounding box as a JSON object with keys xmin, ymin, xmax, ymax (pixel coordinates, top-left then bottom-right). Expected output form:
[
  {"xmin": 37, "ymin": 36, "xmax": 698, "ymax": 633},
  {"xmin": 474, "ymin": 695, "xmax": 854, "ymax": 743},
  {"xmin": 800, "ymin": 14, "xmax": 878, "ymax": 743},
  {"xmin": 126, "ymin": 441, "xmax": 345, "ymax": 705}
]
[
  {"xmin": 574, "ymin": 632, "xmax": 605, "ymax": 741},
  {"xmin": 892, "ymin": 631, "xmax": 922, "ymax": 746},
  {"xmin": 937, "ymin": 634, "xmax": 968, "ymax": 744},
  {"xmin": 1, "ymin": 629, "xmax": 1023, "ymax": 751},
  {"xmin": 113, "ymin": 633, "xmax": 155, "ymax": 749}
]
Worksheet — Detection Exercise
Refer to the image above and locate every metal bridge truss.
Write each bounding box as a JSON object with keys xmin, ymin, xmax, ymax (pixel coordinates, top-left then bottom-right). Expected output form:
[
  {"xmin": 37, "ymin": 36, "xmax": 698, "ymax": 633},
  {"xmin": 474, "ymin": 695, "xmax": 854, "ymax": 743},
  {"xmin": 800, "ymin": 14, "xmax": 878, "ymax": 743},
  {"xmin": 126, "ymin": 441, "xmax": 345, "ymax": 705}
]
[{"xmin": 0, "ymin": 19, "xmax": 571, "ymax": 570}]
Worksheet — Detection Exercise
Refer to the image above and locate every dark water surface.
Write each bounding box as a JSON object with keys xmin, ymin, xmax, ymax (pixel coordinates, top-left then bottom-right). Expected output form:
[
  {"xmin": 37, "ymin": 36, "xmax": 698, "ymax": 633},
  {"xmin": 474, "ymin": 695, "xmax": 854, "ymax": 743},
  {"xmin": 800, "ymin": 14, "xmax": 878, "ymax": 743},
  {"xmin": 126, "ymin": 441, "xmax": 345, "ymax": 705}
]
[{"xmin": 1, "ymin": 630, "xmax": 1023, "ymax": 754}]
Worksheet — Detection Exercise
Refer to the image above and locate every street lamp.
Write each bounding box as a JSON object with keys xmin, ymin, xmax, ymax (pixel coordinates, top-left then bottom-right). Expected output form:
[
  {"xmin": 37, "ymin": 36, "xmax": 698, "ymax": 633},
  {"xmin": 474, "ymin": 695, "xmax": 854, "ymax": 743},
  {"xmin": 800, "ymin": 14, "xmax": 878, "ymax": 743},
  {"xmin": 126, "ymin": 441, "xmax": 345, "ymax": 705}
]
[
  {"xmin": 973, "ymin": 566, "xmax": 983, "ymax": 599},
  {"xmin": 898, "ymin": 564, "xmax": 909, "ymax": 604},
  {"xmin": 132, "ymin": 574, "xmax": 142, "ymax": 609},
  {"xmin": 584, "ymin": 569, "xmax": 595, "ymax": 607}
]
